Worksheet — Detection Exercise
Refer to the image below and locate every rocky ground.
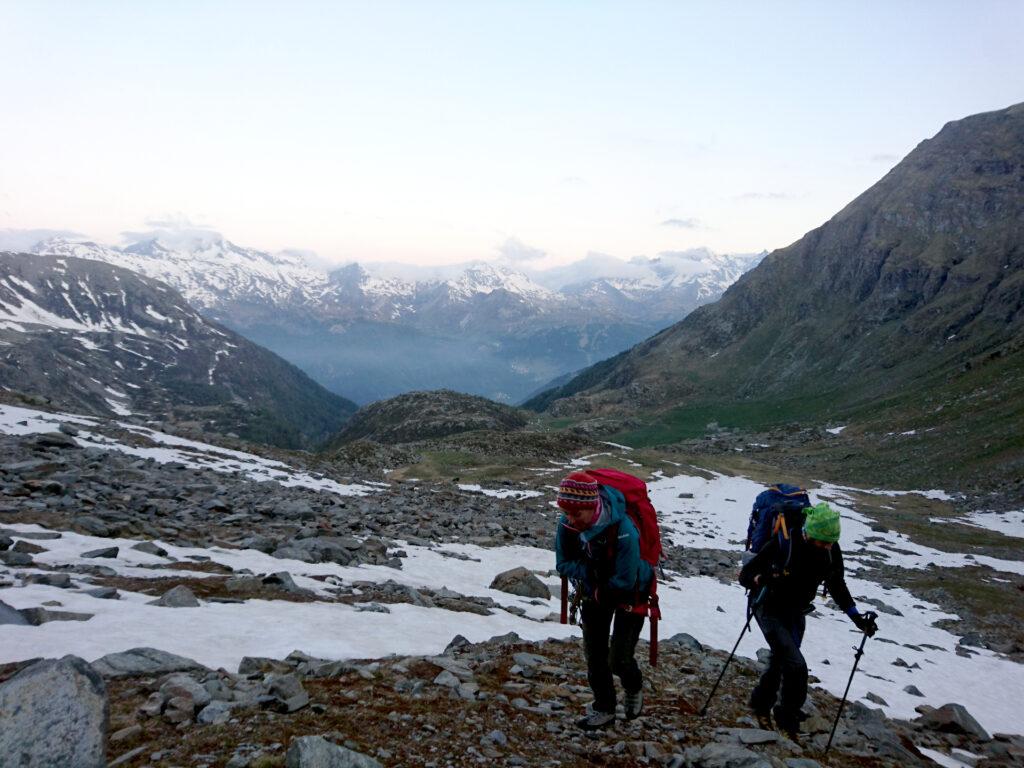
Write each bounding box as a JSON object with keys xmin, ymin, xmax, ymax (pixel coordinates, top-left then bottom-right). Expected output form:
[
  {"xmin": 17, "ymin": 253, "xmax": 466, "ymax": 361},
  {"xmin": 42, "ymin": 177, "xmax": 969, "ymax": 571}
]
[
  {"xmin": 4, "ymin": 631, "xmax": 1021, "ymax": 768},
  {"xmin": 1, "ymin": 406, "xmax": 1023, "ymax": 767}
]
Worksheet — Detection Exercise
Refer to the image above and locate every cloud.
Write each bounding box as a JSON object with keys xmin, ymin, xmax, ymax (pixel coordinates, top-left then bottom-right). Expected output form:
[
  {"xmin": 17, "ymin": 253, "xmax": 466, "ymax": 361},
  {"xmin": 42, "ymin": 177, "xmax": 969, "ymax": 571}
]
[
  {"xmin": 497, "ymin": 237, "xmax": 547, "ymax": 264},
  {"xmin": 659, "ymin": 218, "xmax": 703, "ymax": 229},
  {"xmin": 870, "ymin": 153, "xmax": 900, "ymax": 164},
  {"xmin": 0, "ymin": 228, "xmax": 86, "ymax": 251},
  {"xmin": 121, "ymin": 213, "xmax": 223, "ymax": 249},
  {"xmin": 736, "ymin": 191, "xmax": 792, "ymax": 200}
]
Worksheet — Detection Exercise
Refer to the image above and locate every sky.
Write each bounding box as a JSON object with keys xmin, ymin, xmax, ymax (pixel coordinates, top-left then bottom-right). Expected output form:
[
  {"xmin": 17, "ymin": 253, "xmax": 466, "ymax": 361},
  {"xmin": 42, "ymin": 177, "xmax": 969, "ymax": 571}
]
[{"xmin": 1, "ymin": 1, "xmax": 1022, "ymax": 269}]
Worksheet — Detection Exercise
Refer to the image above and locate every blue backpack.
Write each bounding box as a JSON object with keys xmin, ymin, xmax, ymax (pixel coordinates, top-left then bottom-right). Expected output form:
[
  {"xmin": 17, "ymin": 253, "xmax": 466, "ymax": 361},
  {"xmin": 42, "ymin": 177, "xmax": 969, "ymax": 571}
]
[{"xmin": 745, "ymin": 484, "xmax": 811, "ymax": 560}]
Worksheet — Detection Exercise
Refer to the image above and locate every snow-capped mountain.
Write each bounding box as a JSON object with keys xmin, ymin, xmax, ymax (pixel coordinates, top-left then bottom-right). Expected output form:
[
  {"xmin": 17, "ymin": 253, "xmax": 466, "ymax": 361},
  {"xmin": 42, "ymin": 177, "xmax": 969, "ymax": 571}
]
[
  {"xmin": 0, "ymin": 252, "xmax": 355, "ymax": 447},
  {"xmin": 32, "ymin": 235, "xmax": 329, "ymax": 312},
  {"xmin": 27, "ymin": 234, "xmax": 762, "ymax": 404}
]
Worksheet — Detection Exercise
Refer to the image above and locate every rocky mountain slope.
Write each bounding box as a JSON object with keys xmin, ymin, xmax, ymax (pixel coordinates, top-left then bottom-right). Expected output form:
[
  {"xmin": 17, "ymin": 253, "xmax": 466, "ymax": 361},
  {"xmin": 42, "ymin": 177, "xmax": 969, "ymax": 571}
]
[
  {"xmin": 1, "ymin": 402, "xmax": 1022, "ymax": 767},
  {"xmin": 326, "ymin": 389, "xmax": 529, "ymax": 446},
  {"xmin": 528, "ymin": 103, "xmax": 1024, "ymax": 490},
  {"xmin": 0, "ymin": 253, "xmax": 356, "ymax": 448},
  {"xmin": 30, "ymin": 236, "xmax": 760, "ymax": 404}
]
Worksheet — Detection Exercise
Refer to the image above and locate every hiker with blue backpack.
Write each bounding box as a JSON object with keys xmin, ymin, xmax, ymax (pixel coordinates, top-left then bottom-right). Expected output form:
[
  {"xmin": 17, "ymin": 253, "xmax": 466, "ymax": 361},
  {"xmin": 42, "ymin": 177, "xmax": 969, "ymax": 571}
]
[
  {"xmin": 739, "ymin": 494, "xmax": 878, "ymax": 738},
  {"xmin": 554, "ymin": 470, "xmax": 661, "ymax": 730}
]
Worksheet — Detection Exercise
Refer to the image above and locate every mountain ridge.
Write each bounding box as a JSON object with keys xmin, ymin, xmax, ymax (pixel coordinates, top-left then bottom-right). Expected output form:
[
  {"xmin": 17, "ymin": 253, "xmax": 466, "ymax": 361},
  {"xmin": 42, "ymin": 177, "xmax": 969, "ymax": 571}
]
[
  {"xmin": 0, "ymin": 252, "xmax": 356, "ymax": 448},
  {"xmin": 526, "ymin": 102, "xmax": 1024, "ymax": 489}
]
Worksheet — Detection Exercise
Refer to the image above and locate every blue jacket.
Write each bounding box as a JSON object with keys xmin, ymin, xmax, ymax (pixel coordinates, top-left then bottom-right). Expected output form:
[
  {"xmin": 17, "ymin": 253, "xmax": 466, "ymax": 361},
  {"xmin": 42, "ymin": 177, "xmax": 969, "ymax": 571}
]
[{"xmin": 555, "ymin": 485, "xmax": 653, "ymax": 606}]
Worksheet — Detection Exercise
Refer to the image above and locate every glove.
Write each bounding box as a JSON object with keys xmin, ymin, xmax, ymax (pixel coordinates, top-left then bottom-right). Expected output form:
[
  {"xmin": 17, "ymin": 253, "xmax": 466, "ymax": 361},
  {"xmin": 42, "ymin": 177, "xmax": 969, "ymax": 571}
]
[{"xmin": 852, "ymin": 611, "xmax": 878, "ymax": 637}]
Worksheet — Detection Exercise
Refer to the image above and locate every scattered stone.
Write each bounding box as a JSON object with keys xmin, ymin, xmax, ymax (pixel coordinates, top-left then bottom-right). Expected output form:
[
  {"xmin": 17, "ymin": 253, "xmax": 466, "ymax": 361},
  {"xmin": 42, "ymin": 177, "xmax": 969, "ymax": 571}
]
[
  {"xmin": 91, "ymin": 647, "xmax": 207, "ymax": 678},
  {"xmin": 285, "ymin": 735, "xmax": 383, "ymax": 768},
  {"xmin": 131, "ymin": 540, "xmax": 168, "ymax": 557},
  {"xmin": 665, "ymin": 632, "xmax": 704, "ymax": 653},
  {"xmin": 110, "ymin": 723, "xmax": 143, "ymax": 743},
  {"xmin": 0, "ymin": 599, "xmax": 30, "ymax": 625},
  {"xmin": 488, "ymin": 566, "xmax": 550, "ymax": 599},
  {"xmin": 0, "ymin": 655, "xmax": 107, "ymax": 767},
  {"xmin": 915, "ymin": 703, "xmax": 991, "ymax": 741},
  {"xmin": 864, "ymin": 692, "xmax": 888, "ymax": 706},
  {"xmin": 148, "ymin": 584, "xmax": 200, "ymax": 607},
  {"xmin": 81, "ymin": 546, "xmax": 119, "ymax": 559},
  {"xmin": 19, "ymin": 607, "xmax": 94, "ymax": 625},
  {"xmin": 903, "ymin": 685, "xmax": 924, "ymax": 697},
  {"xmin": 264, "ymin": 673, "xmax": 310, "ymax": 713}
]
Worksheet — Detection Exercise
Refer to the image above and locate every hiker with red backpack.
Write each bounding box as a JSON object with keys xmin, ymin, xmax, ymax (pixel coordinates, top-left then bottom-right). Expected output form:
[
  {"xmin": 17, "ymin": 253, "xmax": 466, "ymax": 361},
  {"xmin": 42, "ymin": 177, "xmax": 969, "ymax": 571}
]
[
  {"xmin": 554, "ymin": 469, "xmax": 661, "ymax": 730},
  {"xmin": 738, "ymin": 501, "xmax": 878, "ymax": 738}
]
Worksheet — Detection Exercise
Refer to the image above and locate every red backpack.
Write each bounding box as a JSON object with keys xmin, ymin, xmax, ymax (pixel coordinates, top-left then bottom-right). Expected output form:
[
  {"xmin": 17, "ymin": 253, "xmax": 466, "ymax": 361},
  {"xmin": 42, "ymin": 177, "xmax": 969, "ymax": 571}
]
[{"xmin": 559, "ymin": 467, "xmax": 664, "ymax": 665}]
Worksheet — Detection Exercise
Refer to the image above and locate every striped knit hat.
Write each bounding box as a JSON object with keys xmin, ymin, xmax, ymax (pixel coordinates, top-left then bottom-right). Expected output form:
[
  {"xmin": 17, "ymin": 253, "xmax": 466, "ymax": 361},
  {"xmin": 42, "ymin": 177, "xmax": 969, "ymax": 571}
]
[{"xmin": 557, "ymin": 471, "xmax": 600, "ymax": 511}]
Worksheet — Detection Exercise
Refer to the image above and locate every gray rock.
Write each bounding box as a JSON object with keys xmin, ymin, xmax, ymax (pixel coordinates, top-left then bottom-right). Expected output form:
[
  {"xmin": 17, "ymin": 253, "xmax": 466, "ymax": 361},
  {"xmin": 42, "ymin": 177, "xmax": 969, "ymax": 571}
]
[
  {"xmin": 19, "ymin": 607, "xmax": 94, "ymax": 625},
  {"xmin": 692, "ymin": 741, "xmax": 772, "ymax": 767},
  {"xmin": 83, "ymin": 587, "xmax": 120, "ymax": 600},
  {"xmin": 903, "ymin": 685, "xmax": 924, "ymax": 697},
  {"xmin": 0, "ymin": 599, "xmax": 30, "ymax": 625},
  {"xmin": 131, "ymin": 541, "xmax": 168, "ymax": 557},
  {"xmin": 197, "ymin": 700, "xmax": 235, "ymax": 724},
  {"xmin": 265, "ymin": 673, "xmax": 309, "ymax": 713},
  {"xmin": 915, "ymin": 703, "xmax": 991, "ymax": 741},
  {"xmin": 864, "ymin": 692, "xmax": 888, "ymax": 706},
  {"xmin": 0, "ymin": 550, "xmax": 34, "ymax": 566},
  {"xmin": 263, "ymin": 571, "xmax": 308, "ymax": 594},
  {"xmin": 160, "ymin": 673, "xmax": 212, "ymax": 709},
  {"xmin": 488, "ymin": 566, "xmax": 550, "ymax": 599},
  {"xmin": 25, "ymin": 572, "xmax": 72, "ymax": 588},
  {"xmin": 728, "ymin": 728, "xmax": 778, "ymax": 745},
  {"xmin": 784, "ymin": 760, "xmax": 822, "ymax": 768},
  {"xmin": 665, "ymin": 632, "xmax": 704, "ymax": 653},
  {"xmin": 34, "ymin": 432, "xmax": 80, "ymax": 449},
  {"xmin": 81, "ymin": 546, "xmax": 119, "ymax": 559},
  {"xmin": 108, "ymin": 746, "xmax": 147, "ymax": 767},
  {"xmin": 148, "ymin": 584, "xmax": 200, "ymax": 607},
  {"xmin": 0, "ymin": 655, "xmax": 107, "ymax": 767},
  {"xmin": 285, "ymin": 735, "xmax": 383, "ymax": 768},
  {"xmin": 91, "ymin": 647, "xmax": 207, "ymax": 678}
]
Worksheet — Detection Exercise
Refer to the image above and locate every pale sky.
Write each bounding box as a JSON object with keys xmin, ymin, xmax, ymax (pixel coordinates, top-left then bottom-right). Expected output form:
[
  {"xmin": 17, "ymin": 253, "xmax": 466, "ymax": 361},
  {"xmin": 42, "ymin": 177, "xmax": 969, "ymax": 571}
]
[{"xmin": 1, "ymin": 1, "xmax": 1022, "ymax": 268}]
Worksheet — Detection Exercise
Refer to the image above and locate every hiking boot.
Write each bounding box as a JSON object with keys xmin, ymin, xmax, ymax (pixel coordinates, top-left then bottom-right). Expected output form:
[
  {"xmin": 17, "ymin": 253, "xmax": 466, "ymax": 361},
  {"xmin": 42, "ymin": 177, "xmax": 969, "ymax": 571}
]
[
  {"xmin": 576, "ymin": 709, "xmax": 615, "ymax": 730},
  {"xmin": 752, "ymin": 707, "xmax": 772, "ymax": 730},
  {"xmin": 624, "ymin": 690, "xmax": 644, "ymax": 720},
  {"xmin": 772, "ymin": 706, "xmax": 800, "ymax": 740}
]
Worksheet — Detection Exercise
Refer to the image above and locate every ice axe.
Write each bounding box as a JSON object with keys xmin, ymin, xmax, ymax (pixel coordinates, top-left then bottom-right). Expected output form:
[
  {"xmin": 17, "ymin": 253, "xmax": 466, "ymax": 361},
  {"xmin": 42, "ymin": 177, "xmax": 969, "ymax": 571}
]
[
  {"xmin": 825, "ymin": 611, "xmax": 878, "ymax": 753},
  {"xmin": 699, "ymin": 585, "xmax": 766, "ymax": 716}
]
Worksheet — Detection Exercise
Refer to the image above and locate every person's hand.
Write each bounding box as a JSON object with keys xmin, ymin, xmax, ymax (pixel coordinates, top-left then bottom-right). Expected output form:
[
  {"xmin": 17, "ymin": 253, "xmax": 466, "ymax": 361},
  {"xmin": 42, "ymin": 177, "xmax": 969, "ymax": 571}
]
[{"xmin": 852, "ymin": 611, "xmax": 878, "ymax": 637}]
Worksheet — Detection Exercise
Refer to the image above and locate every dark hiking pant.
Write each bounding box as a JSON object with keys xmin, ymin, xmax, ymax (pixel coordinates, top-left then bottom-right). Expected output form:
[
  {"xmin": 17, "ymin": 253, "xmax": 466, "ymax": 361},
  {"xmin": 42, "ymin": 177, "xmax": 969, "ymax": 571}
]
[
  {"xmin": 581, "ymin": 599, "xmax": 645, "ymax": 714},
  {"xmin": 751, "ymin": 607, "xmax": 807, "ymax": 719}
]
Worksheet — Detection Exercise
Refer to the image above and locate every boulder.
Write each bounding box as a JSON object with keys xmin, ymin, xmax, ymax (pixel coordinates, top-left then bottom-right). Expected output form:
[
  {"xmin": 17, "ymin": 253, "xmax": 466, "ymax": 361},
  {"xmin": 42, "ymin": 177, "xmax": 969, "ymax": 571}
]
[
  {"xmin": 131, "ymin": 541, "xmax": 168, "ymax": 557},
  {"xmin": 91, "ymin": 647, "xmax": 207, "ymax": 678},
  {"xmin": 689, "ymin": 742, "xmax": 772, "ymax": 767},
  {"xmin": 264, "ymin": 673, "xmax": 310, "ymax": 713},
  {"xmin": 34, "ymin": 432, "xmax": 80, "ymax": 449},
  {"xmin": 915, "ymin": 703, "xmax": 991, "ymax": 741},
  {"xmin": 160, "ymin": 674, "xmax": 212, "ymax": 710},
  {"xmin": 81, "ymin": 546, "xmax": 119, "ymax": 559},
  {"xmin": 285, "ymin": 735, "xmax": 382, "ymax": 768},
  {"xmin": 0, "ymin": 599, "xmax": 30, "ymax": 626},
  {"xmin": 665, "ymin": 632, "xmax": 704, "ymax": 653},
  {"xmin": 148, "ymin": 585, "xmax": 200, "ymax": 607},
  {"xmin": 488, "ymin": 566, "xmax": 550, "ymax": 599},
  {"xmin": 0, "ymin": 655, "xmax": 107, "ymax": 767},
  {"xmin": 19, "ymin": 607, "xmax": 94, "ymax": 625}
]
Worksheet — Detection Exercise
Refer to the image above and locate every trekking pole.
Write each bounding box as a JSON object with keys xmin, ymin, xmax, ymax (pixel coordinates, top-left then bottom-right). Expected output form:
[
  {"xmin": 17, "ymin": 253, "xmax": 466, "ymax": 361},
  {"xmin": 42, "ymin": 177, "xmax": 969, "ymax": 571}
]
[
  {"xmin": 699, "ymin": 585, "xmax": 766, "ymax": 716},
  {"xmin": 825, "ymin": 611, "xmax": 877, "ymax": 754}
]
